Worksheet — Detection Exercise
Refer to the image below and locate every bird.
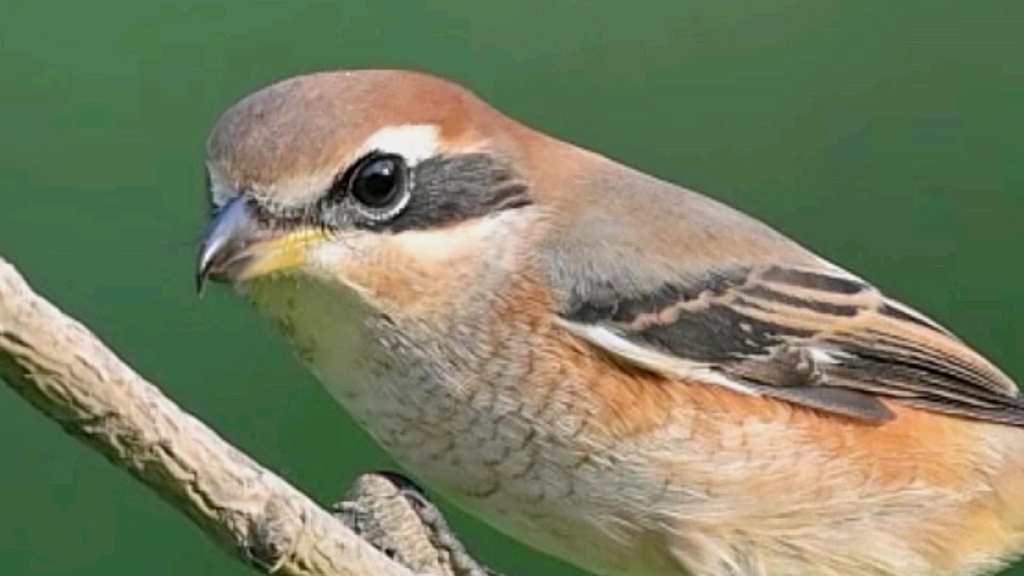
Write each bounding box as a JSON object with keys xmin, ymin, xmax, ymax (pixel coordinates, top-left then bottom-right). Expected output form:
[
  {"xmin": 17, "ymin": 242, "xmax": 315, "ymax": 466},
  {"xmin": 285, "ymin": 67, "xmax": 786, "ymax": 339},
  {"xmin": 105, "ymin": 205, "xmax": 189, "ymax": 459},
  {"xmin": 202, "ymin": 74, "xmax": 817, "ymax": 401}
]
[{"xmin": 196, "ymin": 69, "xmax": 1024, "ymax": 576}]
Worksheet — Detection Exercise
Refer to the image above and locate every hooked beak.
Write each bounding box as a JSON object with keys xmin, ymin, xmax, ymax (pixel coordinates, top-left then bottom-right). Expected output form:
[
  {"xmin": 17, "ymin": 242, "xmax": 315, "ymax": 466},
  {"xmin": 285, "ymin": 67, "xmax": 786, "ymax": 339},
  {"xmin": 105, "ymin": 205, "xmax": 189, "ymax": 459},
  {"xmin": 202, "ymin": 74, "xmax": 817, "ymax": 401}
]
[{"xmin": 196, "ymin": 197, "xmax": 325, "ymax": 294}]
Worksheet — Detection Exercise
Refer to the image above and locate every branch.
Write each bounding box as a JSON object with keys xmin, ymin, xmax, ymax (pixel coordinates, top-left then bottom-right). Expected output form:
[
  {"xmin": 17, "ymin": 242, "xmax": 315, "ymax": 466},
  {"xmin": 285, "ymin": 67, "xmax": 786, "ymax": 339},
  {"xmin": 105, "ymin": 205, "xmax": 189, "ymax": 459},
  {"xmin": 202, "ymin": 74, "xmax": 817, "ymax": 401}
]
[{"xmin": 0, "ymin": 255, "xmax": 494, "ymax": 576}]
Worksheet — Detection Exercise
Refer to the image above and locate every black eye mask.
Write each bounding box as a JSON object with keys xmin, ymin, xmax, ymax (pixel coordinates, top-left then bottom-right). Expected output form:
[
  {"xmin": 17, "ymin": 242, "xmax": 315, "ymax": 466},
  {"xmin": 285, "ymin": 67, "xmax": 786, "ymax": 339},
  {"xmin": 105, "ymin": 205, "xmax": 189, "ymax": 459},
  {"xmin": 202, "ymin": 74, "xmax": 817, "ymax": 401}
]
[{"xmin": 370, "ymin": 152, "xmax": 533, "ymax": 233}]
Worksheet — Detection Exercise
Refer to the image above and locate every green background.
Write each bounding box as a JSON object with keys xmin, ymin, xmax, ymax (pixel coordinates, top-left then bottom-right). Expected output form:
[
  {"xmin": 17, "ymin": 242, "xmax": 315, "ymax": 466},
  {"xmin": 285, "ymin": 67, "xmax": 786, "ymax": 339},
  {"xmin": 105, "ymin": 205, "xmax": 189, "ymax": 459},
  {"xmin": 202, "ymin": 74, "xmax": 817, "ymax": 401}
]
[{"xmin": 1, "ymin": 1, "xmax": 1021, "ymax": 574}]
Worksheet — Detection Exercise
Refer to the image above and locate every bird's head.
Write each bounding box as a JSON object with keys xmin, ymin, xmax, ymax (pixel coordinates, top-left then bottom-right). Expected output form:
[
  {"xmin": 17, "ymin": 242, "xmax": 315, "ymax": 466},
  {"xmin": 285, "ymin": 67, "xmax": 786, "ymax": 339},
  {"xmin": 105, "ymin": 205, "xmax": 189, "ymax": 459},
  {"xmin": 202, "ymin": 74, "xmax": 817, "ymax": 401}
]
[{"xmin": 197, "ymin": 70, "xmax": 557, "ymax": 321}]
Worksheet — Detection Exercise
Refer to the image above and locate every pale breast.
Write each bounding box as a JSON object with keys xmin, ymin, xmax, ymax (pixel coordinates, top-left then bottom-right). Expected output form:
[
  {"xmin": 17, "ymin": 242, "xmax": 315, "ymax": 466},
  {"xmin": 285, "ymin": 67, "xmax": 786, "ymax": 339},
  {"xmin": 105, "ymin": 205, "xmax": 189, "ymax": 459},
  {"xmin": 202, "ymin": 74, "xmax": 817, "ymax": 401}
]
[{"xmin": 239, "ymin": 271, "xmax": 692, "ymax": 575}]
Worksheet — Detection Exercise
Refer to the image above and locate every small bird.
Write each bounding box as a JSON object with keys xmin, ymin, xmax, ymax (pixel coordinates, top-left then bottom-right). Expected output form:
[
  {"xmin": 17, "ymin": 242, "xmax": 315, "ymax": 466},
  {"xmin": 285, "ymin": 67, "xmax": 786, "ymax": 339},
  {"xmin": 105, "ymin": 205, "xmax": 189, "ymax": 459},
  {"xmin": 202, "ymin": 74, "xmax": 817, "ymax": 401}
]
[{"xmin": 197, "ymin": 70, "xmax": 1024, "ymax": 576}]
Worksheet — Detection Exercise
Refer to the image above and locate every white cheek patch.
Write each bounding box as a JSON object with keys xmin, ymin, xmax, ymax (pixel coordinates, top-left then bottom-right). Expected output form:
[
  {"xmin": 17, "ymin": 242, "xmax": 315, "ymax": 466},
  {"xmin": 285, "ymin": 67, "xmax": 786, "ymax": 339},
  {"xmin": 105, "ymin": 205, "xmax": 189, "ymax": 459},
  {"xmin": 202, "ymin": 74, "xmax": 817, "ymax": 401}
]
[
  {"xmin": 307, "ymin": 211, "xmax": 519, "ymax": 272},
  {"xmin": 356, "ymin": 124, "xmax": 442, "ymax": 166},
  {"xmin": 385, "ymin": 214, "xmax": 509, "ymax": 261}
]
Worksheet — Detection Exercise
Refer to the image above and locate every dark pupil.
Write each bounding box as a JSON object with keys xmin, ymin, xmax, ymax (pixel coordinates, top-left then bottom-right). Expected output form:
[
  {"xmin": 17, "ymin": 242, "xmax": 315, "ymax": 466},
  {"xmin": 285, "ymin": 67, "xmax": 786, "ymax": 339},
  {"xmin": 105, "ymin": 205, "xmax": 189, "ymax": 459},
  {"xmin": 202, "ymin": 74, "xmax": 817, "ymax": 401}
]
[{"xmin": 351, "ymin": 157, "xmax": 400, "ymax": 208}]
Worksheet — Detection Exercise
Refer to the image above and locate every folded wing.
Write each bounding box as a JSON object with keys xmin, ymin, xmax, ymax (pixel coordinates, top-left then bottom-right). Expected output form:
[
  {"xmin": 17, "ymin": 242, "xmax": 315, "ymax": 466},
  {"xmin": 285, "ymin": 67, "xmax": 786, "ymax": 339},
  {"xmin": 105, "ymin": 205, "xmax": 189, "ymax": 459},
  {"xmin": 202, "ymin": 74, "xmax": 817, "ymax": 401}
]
[{"xmin": 558, "ymin": 264, "xmax": 1023, "ymax": 424}]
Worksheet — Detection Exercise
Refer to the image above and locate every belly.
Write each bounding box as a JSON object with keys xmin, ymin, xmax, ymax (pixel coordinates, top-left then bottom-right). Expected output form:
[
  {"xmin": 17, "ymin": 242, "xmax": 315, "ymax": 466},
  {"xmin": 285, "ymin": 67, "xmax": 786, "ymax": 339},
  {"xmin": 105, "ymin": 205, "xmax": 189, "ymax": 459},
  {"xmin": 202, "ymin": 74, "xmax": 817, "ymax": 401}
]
[
  {"xmin": 242, "ymin": 276, "xmax": 1024, "ymax": 576},
  {"xmin": 321, "ymin": 349, "xmax": 1024, "ymax": 576},
  {"xmin": 240, "ymin": 276, "xmax": 669, "ymax": 572},
  {"xmin": 307, "ymin": 322, "xmax": 678, "ymax": 575}
]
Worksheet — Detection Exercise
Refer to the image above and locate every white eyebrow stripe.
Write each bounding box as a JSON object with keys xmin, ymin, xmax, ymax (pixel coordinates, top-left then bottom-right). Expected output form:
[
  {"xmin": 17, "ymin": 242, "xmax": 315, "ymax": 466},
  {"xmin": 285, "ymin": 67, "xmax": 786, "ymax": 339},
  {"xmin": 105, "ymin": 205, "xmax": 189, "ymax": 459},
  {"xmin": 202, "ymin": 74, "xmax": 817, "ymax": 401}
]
[{"xmin": 356, "ymin": 124, "xmax": 442, "ymax": 166}]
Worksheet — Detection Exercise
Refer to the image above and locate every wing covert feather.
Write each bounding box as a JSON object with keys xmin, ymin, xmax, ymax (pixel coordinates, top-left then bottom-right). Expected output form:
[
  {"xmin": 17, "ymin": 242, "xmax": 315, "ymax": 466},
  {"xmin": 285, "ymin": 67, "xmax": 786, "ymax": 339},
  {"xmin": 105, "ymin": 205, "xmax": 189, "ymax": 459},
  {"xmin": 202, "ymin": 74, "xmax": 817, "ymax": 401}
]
[{"xmin": 558, "ymin": 264, "xmax": 1022, "ymax": 424}]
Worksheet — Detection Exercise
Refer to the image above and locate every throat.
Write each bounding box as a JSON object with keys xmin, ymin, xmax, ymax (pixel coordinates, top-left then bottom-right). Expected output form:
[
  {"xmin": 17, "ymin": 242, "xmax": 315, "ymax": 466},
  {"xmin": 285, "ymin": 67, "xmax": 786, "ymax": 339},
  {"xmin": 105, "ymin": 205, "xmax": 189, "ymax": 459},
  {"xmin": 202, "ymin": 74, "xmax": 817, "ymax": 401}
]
[
  {"xmin": 239, "ymin": 275, "xmax": 423, "ymax": 427},
  {"xmin": 238, "ymin": 275, "xmax": 484, "ymax": 485},
  {"xmin": 241, "ymin": 275, "xmax": 371, "ymax": 375}
]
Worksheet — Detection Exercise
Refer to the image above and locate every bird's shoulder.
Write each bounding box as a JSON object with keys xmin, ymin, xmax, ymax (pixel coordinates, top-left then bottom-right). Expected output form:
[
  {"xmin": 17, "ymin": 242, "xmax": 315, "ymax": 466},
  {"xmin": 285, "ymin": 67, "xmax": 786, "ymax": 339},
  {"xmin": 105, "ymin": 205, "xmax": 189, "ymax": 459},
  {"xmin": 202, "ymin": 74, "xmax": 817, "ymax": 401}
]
[{"xmin": 531, "ymin": 154, "xmax": 1021, "ymax": 424}]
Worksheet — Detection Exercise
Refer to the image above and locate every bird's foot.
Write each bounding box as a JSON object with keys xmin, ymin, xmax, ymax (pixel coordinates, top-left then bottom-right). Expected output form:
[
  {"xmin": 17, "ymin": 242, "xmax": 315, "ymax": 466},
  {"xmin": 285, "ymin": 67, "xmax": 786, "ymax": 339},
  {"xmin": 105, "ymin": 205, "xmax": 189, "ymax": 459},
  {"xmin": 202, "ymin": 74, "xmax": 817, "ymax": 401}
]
[{"xmin": 333, "ymin": 471, "xmax": 499, "ymax": 576}]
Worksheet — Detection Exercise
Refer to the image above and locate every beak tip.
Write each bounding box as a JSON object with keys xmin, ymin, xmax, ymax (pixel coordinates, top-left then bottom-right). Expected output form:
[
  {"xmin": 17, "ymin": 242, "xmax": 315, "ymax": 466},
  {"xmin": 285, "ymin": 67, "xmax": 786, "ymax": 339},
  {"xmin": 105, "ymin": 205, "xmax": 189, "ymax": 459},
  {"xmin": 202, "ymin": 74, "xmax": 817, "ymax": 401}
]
[
  {"xmin": 196, "ymin": 196, "xmax": 249, "ymax": 296},
  {"xmin": 196, "ymin": 249, "xmax": 216, "ymax": 296}
]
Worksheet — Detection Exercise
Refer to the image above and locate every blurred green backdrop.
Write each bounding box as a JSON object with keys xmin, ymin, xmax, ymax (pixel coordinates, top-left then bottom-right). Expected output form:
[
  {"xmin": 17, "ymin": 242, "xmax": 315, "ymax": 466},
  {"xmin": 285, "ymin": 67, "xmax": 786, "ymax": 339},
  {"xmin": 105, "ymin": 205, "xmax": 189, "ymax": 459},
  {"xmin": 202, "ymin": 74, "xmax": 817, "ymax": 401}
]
[{"xmin": 1, "ymin": 1, "xmax": 1022, "ymax": 574}]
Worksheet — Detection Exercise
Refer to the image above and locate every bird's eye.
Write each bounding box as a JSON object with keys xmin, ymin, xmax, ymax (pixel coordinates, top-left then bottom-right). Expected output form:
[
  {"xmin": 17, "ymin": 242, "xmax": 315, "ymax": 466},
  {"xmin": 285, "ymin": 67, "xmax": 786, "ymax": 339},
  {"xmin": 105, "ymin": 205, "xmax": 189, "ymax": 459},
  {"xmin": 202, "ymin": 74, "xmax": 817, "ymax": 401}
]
[{"xmin": 348, "ymin": 154, "xmax": 407, "ymax": 209}]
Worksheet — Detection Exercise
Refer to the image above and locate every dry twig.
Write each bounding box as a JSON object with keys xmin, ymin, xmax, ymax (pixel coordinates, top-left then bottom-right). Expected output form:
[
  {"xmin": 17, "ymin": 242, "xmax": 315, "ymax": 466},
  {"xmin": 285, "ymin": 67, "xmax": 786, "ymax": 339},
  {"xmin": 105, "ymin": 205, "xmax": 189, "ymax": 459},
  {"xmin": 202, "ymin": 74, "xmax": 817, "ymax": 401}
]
[{"xmin": 0, "ymin": 255, "xmax": 495, "ymax": 576}]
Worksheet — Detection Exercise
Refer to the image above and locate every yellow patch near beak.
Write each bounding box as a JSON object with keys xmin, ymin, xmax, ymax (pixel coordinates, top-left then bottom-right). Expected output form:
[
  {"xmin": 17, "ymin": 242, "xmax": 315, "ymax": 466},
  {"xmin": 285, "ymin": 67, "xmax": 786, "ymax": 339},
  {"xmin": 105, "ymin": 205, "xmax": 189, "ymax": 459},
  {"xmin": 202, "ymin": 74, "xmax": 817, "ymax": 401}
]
[
  {"xmin": 234, "ymin": 227, "xmax": 332, "ymax": 281},
  {"xmin": 198, "ymin": 196, "xmax": 340, "ymax": 291}
]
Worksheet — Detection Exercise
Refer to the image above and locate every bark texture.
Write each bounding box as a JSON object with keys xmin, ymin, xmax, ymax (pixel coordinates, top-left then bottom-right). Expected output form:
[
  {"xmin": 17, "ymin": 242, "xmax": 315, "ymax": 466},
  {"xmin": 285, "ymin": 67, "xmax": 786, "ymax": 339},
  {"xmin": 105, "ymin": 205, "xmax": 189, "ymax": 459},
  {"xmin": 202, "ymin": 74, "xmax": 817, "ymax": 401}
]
[{"xmin": 0, "ymin": 255, "xmax": 495, "ymax": 576}]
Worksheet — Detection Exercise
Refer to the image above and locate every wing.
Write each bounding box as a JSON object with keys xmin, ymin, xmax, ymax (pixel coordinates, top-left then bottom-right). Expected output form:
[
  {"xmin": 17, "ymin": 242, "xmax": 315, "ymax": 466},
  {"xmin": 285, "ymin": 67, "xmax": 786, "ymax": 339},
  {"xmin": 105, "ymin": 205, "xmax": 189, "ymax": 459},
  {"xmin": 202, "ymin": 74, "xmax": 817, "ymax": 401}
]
[
  {"xmin": 556, "ymin": 262, "xmax": 1022, "ymax": 423},
  {"xmin": 537, "ymin": 158, "xmax": 1020, "ymax": 424}
]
